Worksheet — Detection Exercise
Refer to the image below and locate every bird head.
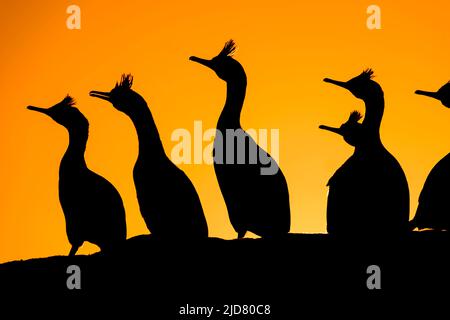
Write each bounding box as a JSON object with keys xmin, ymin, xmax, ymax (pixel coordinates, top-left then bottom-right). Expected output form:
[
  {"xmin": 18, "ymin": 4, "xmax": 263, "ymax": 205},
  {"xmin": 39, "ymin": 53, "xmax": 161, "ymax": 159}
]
[
  {"xmin": 27, "ymin": 95, "xmax": 87, "ymax": 129},
  {"xmin": 415, "ymin": 82, "xmax": 450, "ymax": 108},
  {"xmin": 190, "ymin": 40, "xmax": 246, "ymax": 82},
  {"xmin": 90, "ymin": 74, "xmax": 145, "ymax": 113},
  {"xmin": 319, "ymin": 110, "xmax": 363, "ymax": 147},
  {"xmin": 324, "ymin": 69, "xmax": 383, "ymax": 101}
]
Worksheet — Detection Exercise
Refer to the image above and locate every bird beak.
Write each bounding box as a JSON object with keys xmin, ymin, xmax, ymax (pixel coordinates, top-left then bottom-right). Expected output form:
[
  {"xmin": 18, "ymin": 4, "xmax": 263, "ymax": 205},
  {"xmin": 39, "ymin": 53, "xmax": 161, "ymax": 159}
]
[
  {"xmin": 89, "ymin": 91, "xmax": 111, "ymax": 102},
  {"xmin": 27, "ymin": 106, "xmax": 50, "ymax": 115},
  {"xmin": 324, "ymin": 78, "xmax": 349, "ymax": 90},
  {"xmin": 319, "ymin": 125, "xmax": 343, "ymax": 136},
  {"xmin": 189, "ymin": 56, "xmax": 213, "ymax": 69},
  {"xmin": 415, "ymin": 90, "xmax": 439, "ymax": 100}
]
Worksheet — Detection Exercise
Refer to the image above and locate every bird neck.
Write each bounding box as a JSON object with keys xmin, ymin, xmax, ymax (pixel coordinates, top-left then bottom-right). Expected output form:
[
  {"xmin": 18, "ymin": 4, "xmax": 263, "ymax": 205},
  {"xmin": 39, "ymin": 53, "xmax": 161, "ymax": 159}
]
[
  {"xmin": 125, "ymin": 101, "xmax": 166, "ymax": 160},
  {"xmin": 361, "ymin": 94, "xmax": 384, "ymax": 143},
  {"xmin": 218, "ymin": 79, "xmax": 247, "ymax": 129},
  {"xmin": 63, "ymin": 126, "xmax": 88, "ymax": 167}
]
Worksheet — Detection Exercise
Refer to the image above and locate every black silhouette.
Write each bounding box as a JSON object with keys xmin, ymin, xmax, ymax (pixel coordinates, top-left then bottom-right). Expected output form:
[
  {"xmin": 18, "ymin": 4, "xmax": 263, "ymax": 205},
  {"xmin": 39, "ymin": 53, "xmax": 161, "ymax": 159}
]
[
  {"xmin": 320, "ymin": 110, "xmax": 363, "ymax": 147},
  {"xmin": 190, "ymin": 40, "xmax": 291, "ymax": 238},
  {"xmin": 90, "ymin": 75, "xmax": 208, "ymax": 238},
  {"xmin": 27, "ymin": 96, "xmax": 126, "ymax": 255},
  {"xmin": 410, "ymin": 82, "xmax": 450, "ymax": 231},
  {"xmin": 2, "ymin": 233, "xmax": 450, "ymax": 301},
  {"xmin": 416, "ymin": 82, "xmax": 450, "ymax": 108},
  {"xmin": 321, "ymin": 69, "xmax": 410, "ymax": 236}
]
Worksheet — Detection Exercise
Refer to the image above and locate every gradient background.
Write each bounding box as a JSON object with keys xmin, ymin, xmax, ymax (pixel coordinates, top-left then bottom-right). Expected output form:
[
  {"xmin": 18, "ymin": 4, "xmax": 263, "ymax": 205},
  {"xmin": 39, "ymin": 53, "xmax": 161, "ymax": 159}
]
[{"xmin": 0, "ymin": 0, "xmax": 448, "ymax": 263}]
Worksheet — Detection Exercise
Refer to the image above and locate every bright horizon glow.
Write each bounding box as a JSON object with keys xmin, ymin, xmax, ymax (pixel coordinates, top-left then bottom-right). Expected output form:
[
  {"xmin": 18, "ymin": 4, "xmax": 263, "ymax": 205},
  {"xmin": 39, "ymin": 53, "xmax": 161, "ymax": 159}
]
[{"xmin": 0, "ymin": 0, "xmax": 448, "ymax": 263}]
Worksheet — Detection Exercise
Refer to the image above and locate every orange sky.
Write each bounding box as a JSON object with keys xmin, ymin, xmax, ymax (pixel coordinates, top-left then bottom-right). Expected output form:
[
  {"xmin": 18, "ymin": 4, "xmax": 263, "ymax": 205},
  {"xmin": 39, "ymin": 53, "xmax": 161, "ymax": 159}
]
[{"xmin": 0, "ymin": 0, "xmax": 448, "ymax": 262}]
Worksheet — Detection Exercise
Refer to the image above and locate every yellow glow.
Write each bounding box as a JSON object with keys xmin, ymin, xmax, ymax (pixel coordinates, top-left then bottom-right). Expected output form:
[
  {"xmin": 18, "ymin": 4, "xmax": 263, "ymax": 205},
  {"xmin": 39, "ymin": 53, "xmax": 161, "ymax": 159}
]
[{"xmin": 0, "ymin": 0, "xmax": 448, "ymax": 262}]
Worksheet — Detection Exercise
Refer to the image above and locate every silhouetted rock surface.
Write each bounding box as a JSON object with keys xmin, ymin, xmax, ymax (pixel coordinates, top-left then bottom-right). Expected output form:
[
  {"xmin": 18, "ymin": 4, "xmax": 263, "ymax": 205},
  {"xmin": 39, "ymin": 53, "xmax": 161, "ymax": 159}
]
[{"xmin": 0, "ymin": 233, "xmax": 448, "ymax": 315}]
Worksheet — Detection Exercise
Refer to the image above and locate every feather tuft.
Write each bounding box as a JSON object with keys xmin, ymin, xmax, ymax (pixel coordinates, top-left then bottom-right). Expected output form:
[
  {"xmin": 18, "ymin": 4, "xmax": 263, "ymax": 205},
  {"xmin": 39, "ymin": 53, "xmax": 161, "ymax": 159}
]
[{"xmin": 218, "ymin": 40, "xmax": 237, "ymax": 57}]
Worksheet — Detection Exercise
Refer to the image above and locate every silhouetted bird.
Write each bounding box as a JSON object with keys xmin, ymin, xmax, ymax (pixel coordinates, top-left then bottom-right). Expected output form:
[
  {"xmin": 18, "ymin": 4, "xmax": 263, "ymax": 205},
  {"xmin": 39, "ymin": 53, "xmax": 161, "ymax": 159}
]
[
  {"xmin": 320, "ymin": 110, "xmax": 363, "ymax": 147},
  {"xmin": 321, "ymin": 69, "xmax": 410, "ymax": 236},
  {"xmin": 416, "ymin": 82, "xmax": 450, "ymax": 109},
  {"xmin": 27, "ymin": 96, "xmax": 126, "ymax": 256},
  {"xmin": 90, "ymin": 75, "xmax": 208, "ymax": 238},
  {"xmin": 190, "ymin": 40, "xmax": 291, "ymax": 238},
  {"xmin": 410, "ymin": 82, "xmax": 450, "ymax": 231}
]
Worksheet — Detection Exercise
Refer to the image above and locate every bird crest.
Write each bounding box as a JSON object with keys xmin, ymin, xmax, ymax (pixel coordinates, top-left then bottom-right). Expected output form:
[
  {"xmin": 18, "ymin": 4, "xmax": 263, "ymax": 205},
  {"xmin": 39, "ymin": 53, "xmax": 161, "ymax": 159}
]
[
  {"xmin": 358, "ymin": 68, "xmax": 375, "ymax": 80},
  {"xmin": 116, "ymin": 74, "xmax": 134, "ymax": 89},
  {"xmin": 60, "ymin": 95, "xmax": 76, "ymax": 107},
  {"xmin": 348, "ymin": 110, "xmax": 363, "ymax": 122},
  {"xmin": 218, "ymin": 40, "xmax": 237, "ymax": 57}
]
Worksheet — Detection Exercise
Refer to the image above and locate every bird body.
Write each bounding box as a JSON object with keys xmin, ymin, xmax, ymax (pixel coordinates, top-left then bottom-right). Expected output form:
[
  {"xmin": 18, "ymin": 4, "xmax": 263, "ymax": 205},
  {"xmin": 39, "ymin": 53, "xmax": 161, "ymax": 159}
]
[
  {"xmin": 59, "ymin": 160, "xmax": 126, "ymax": 255},
  {"xmin": 28, "ymin": 96, "xmax": 126, "ymax": 256},
  {"xmin": 132, "ymin": 152, "xmax": 209, "ymax": 238},
  {"xmin": 90, "ymin": 76, "xmax": 208, "ymax": 238},
  {"xmin": 326, "ymin": 143, "xmax": 409, "ymax": 235},
  {"xmin": 191, "ymin": 40, "xmax": 290, "ymax": 238},
  {"xmin": 321, "ymin": 70, "xmax": 409, "ymax": 236},
  {"xmin": 412, "ymin": 153, "xmax": 450, "ymax": 231},
  {"xmin": 213, "ymin": 126, "xmax": 291, "ymax": 238},
  {"xmin": 411, "ymin": 82, "xmax": 450, "ymax": 231}
]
